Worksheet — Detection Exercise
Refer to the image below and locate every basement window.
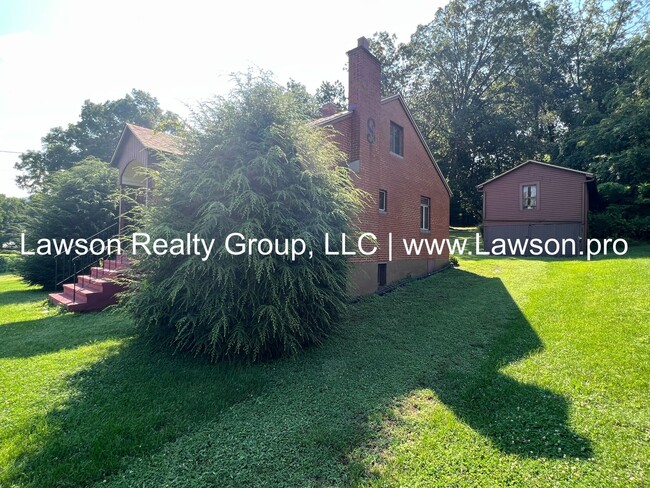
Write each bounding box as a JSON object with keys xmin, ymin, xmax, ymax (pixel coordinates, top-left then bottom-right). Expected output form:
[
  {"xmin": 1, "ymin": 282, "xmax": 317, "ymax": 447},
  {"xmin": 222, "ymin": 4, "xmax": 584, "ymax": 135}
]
[
  {"xmin": 390, "ymin": 122, "xmax": 403, "ymax": 156},
  {"xmin": 523, "ymin": 184, "xmax": 537, "ymax": 209},
  {"xmin": 420, "ymin": 196, "xmax": 430, "ymax": 231},
  {"xmin": 378, "ymin": 263, "xmax": 387, "ymax": 287},
  {"xmin": 379, "ymin": 189, "xmax": 387, "ymax": 212}
]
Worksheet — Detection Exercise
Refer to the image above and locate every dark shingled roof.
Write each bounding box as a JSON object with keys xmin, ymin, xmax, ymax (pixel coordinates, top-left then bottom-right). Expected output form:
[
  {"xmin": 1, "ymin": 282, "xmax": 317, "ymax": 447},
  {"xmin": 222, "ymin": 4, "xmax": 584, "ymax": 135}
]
[
  {"xmin": 476, "ymin": 160, "xmax": 595, "ymax": 190},
  {"xmin": 125, "ymin": 123, "xmax": 183, "ymax": 155},
  {"xmin": 311, "ymin": 110, "xmax": 353, "ymax": 126}
]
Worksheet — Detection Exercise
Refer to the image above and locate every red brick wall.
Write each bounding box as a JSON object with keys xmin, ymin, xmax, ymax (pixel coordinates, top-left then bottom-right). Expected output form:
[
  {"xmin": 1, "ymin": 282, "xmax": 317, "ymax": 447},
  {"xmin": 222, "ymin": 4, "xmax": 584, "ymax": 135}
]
[{"xmin": 324, "ymin": 39, "xmax": 450, "ymax": 265}]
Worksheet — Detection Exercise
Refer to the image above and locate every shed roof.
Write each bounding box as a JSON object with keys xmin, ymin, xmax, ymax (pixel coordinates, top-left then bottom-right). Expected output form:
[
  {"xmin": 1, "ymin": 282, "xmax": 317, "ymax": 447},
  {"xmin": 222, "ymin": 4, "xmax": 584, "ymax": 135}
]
[{"xmin": 476, "ymin": 160, "xmax": 594, "ymax": 190}]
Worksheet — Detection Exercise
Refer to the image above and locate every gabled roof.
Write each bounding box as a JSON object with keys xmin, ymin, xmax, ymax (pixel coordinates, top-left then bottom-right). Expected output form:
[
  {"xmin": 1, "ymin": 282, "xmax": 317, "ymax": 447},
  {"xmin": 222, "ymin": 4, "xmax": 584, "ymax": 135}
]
[
  {"xmin": 381, "ymin": 94, "xmax": 452, "ymax": 197},
  {"xmin": 110, "ymin": 123, "xmax": 183, "ymax": 165},
  {"xmin": 476, "ymin": 160, "xmax": 595, "ymax": 190},
  {"xmin": 313, "ymin": 94, "xmax": 453, "ymax": 198}
]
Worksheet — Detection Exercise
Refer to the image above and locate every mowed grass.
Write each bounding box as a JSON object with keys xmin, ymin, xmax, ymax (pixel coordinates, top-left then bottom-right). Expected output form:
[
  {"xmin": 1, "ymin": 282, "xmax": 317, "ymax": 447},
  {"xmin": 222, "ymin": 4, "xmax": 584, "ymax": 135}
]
[{"xmin": 0, "ymin": 240, "xmax": 648, "ymax": 487}]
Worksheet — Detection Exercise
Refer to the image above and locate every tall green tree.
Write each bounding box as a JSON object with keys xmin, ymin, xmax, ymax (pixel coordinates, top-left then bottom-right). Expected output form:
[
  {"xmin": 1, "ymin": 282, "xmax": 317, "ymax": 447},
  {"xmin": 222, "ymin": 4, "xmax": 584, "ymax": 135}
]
[
  {"xmin": 0, "ymin": 195, "xmax": 27, "ymax": 247},
  {"xmin": 551, "ymin": 0, "xmax": 650, "ymax": 182},
  {"xmin": 15, "ymin": 89, "xmax": 180, "ymax": 192},
  {"xmin": 560, "ymin": 35, "xmax": 650, "ymax": 184},
  {"xmin": 371, "ymin": 0, "xmax": 649, "ymax": 224},
  {"xmin": 315, "ymin": 80, "xmax": 347, "ymax": 112},
  {"xmin": 123, "ymin": 74, "xmax": 365, "ymax": 362},
  {"xmin": 16, "ymin": 158, "xmax": 118, "ymax": 288},
  {"xmin": 370, "ymin": 32, "xmax": 409, "ymax": 98},
  {"xmin": 286, "ymin": 79, "xmax": 348, "ymax": 116},
  {"xmin": 394, "ymin": 0, "xmax": 539, "ymax": 224}
]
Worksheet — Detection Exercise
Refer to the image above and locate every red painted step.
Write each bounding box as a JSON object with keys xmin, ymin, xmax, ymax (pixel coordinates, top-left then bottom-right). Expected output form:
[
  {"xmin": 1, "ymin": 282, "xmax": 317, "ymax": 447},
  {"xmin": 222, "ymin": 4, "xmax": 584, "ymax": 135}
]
[{"xmin": 48, "ymin": 257, "xmax": 129, "ymax": 312}]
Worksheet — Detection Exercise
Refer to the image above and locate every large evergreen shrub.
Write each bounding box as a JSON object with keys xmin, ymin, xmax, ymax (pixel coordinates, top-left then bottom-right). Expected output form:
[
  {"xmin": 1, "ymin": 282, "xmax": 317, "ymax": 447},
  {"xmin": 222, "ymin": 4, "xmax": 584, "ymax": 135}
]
[{"xmin": 123, "ymin": 76, "xmax": 364, "ymax": 362}]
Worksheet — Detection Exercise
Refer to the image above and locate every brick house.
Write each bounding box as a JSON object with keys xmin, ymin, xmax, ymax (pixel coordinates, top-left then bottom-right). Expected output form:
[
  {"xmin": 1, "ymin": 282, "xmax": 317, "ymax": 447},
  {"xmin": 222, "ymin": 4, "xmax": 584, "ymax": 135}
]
[
  {"xmin": 49, "ymin": 37, "xmax": 451, "ymax": 310},
  {"xmin": 112, "ymin": 37, "xmax": 451, "ymax": 295},
  {"xmin": 315, "ymin": 37, "xmax": 451, "ymax": 294},
  {"xmin": 476, "ymin": 160, "xmax": 597, "ymax": 255}
]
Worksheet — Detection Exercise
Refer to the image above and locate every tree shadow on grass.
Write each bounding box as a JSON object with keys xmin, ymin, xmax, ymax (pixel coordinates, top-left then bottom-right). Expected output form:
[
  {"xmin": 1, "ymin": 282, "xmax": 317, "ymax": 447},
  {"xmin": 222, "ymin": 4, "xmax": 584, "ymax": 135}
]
[
  {"xmin": 3, "ymin": 330, "xmax": 270, "ymax": 488},
  {"xmin": 4, "ymin": 269, "xmax": 592, "ymax": 487},
  {"xmin": 0, "ymin": 289, "xmax": 48, "ymax": 307},
  {"xmin": 0, "ymin": 312, "xmax": 124, "ymax": 358},
  {"xmin": 416, "ymin": 274, "xmax": 590, "ymax": 459},
  {"xmin": 363, "ymin": 269, "xmax": 592, "ymax": 460}
]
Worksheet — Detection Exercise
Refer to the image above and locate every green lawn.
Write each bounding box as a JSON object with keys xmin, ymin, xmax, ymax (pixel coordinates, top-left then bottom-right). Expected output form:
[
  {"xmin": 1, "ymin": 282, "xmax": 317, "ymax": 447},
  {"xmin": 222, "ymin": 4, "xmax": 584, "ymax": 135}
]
[{"xmin": 1, "ymin": 239, "xmax": 648, "ymax": 487}]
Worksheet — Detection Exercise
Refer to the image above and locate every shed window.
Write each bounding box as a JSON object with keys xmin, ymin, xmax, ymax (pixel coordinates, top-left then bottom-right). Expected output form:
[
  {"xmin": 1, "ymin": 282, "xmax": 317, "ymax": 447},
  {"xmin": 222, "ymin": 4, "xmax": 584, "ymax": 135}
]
[
  {"xmin": 379, "ymin": 189, "xmax": 387, "ymax": 212},
  {"xmin": 390, "ymin": 122, "xmax": 403, "ymax": 156},
  {"xmin": 420, "ymin": 196, "xmax": 431, "ymax": 231},
  {"xmin": 523, "ymin": 184, "xmax": 537, "ymax": 209}
]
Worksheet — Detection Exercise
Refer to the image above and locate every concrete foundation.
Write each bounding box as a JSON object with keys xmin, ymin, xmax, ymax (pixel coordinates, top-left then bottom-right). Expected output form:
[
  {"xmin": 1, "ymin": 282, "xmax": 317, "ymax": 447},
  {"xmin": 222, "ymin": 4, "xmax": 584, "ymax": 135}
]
[{"xmin": 349, "ymin": 258, "xmax": 448, "ymax": 296}]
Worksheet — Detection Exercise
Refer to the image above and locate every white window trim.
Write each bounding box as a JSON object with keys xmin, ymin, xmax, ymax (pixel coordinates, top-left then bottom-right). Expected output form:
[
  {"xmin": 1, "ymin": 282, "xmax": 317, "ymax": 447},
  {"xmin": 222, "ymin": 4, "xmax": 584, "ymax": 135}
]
[
  {"xmin": 379, "ymin": 189, "xmax": 387, "ymax": 212},
  {"xmin": 420, "ymin": 196, "xmax": 431, "ymax": 231},
  {"xmin": 521, "ymin": 182, "xmax": 540, "ymax": 210},
  {"xmin": 390, "ymin": 122, "xmax": 404, "ymax": 157}
]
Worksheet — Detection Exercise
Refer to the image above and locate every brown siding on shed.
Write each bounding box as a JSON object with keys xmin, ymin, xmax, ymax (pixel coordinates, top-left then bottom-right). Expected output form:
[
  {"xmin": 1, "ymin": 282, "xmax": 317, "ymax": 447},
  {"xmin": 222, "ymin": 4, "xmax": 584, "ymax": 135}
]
[
  {"xmin": 478, "ymin": 161, "xmax": 594, "ymax": 256},
  {"xmin": 483, "ymin": 223, "xmax": 583, "ymax": 255},
  {"xmin": 483, "ymin": 163, "xmax": 586, "ymax": 224}
]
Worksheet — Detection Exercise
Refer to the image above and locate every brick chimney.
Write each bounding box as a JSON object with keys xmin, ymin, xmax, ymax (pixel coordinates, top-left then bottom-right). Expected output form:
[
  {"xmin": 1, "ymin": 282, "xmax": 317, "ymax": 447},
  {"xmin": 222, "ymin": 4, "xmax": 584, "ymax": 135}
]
[
  {"xmin": 347, "ymin": 36, "xmax": 381, "ymax": 111},
  {"xmin": 320, "ymin": 102, "xmax": 339, "ymax": 118}
]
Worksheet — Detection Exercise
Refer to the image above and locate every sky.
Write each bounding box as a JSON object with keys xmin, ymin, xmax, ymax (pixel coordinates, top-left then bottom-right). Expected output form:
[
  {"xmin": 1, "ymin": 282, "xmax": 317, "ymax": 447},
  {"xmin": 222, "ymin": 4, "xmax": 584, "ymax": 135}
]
[{"xmin": 0, "ymin": 0, "xmax": 448, "ymax": 198}]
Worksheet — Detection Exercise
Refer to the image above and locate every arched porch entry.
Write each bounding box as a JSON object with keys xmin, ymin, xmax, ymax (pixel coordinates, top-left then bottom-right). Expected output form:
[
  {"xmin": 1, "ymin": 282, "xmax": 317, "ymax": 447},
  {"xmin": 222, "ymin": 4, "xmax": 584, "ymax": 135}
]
[
  {"xmin": 110, "ymin": 123, "xmax": 183, "ymax": 234},
  {"xmin": 119, "ymin": 158, "xmax": 151, "ymax": 232}
]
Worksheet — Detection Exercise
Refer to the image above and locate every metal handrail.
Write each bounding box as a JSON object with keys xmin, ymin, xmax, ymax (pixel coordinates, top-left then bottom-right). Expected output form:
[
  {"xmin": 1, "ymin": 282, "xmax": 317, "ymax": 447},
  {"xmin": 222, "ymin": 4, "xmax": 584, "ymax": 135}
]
[
  {"xmin": 52, "ymin": 221, "xmax": 120, "ymax": 259},
  {"xmin": 52, "ymin": 216, "xmax": 133, "ymax": 302},
  {"xmin": 55, "ymin": 227, "xmax": 120, "ymax": 285}
]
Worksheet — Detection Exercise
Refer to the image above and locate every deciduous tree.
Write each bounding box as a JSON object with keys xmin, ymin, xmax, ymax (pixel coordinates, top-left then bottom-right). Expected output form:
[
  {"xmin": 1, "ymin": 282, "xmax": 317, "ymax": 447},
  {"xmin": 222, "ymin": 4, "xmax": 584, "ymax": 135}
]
[
  {"xmin": 16, "ymin": 158, "xmax": 118, "ymax": 288},
  {"xmin": 15, "ymin": 89, "xmax": 180, "ymax": 192}
]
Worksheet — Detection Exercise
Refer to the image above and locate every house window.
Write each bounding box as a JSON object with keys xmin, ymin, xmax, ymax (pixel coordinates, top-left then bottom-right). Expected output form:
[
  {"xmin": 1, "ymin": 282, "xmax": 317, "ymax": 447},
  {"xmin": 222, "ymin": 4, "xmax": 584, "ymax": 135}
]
[
  {"xmin": 379, "ymin": 189, "xmax": 387, "ymax": 212},
  {"xmin": 378, "ymin": 263, "xmax": 387, "ymax": 287},
  {"xmin": 390, "ymin": 122, "xmax": 403, "ymax": 156},
  {"xmin": 522, "ymin": 184, "xmax": 537, "ymax": 209},
  {"xmin": 420, "ymin": 196, "xmax": 430, "ymax": 231}
]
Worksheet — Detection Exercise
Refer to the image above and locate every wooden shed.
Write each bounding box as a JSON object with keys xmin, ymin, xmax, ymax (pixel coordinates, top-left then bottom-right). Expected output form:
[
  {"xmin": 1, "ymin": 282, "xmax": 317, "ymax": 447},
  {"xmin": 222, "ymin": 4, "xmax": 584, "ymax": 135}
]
[{"xmin": 476, "ymin": 160, "xmax": 597, "ymax": 256}]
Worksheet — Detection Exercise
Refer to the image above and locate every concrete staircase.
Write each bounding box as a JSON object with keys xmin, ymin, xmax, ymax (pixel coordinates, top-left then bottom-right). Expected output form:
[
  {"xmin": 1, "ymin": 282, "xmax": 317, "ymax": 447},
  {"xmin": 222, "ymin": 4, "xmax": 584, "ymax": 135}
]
[{"xmin": 48, "ymin": 257, "xmax": 128, "ymax": 312}]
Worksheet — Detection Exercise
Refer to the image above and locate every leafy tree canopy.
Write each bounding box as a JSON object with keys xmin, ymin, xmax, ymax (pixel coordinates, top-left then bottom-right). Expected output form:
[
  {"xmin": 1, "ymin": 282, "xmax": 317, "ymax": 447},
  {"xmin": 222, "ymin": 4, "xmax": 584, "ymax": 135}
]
[
  {"xmin": 0, "ymin": 195, "xmax": 27, "ymax": 247},
  {"xmin": 124, "ymin": 73, "xmax": 365, "ymax": 362},
  {"xmin": 560, "ymin": 35, "xmax": 650, "ymax": 184},
  {"xmin": 286, "ymin": 79, "xmax": 348, "ymax": 117},
  {"xmin": 369, "ymin": 0, "xmax": 649, "ymax": 224},
  {"xmin": 15, "ymin": 89, "xmax": 181, "ymax": 192},
  {"xmin": 315, "ymin": 80, "xmax": 347, "ymax": 112}
]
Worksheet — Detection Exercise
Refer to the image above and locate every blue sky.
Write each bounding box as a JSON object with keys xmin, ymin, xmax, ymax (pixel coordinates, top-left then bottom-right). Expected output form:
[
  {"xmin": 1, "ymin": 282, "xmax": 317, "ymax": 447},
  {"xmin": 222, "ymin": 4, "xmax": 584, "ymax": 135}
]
[{"xmin": 0, "ymin": 0, "xmax": 447, "ymax": 198}]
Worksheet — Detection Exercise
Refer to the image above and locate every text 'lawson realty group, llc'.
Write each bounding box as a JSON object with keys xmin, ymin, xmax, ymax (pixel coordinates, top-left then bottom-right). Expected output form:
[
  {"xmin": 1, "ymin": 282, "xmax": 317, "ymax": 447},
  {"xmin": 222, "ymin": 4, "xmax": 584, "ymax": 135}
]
[{"xmin": 20, "ymin": 231, "xmax": 630, "ymax": 262}]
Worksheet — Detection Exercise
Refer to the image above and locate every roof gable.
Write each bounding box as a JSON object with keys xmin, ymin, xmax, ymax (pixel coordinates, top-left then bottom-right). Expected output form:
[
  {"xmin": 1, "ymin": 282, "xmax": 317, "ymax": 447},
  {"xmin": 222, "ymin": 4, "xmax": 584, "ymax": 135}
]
[
  {"xmin": 476, "ymin": 160, "xmax": 594, "ymax": 190},
  {"xmin": 381, "ymin": 94, "xmax": 452, "ymax": 197},
  {"xmin": 315, "ymin": 95, "xmax": 453, "ymax": 197},
  {"xmin": 110, "ymin": 123, "xmax": 182, "ymax": 166},
  {"xmin": 311, "ymin": 110, "xmax": 353, "ymax": 126}
]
